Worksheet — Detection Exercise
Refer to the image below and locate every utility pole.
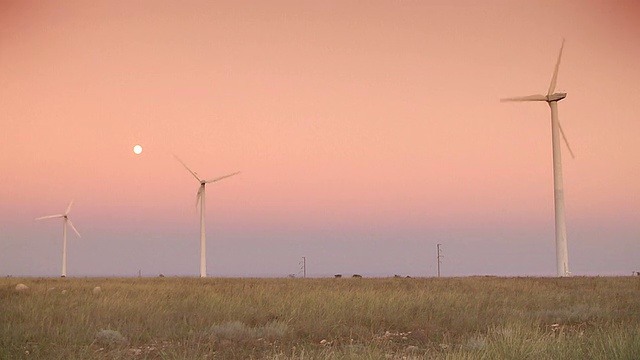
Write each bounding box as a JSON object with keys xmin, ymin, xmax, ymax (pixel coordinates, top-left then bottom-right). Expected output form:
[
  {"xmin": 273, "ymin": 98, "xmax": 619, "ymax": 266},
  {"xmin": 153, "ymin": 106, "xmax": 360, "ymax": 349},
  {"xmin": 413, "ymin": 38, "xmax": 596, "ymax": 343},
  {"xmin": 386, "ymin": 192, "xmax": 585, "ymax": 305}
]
[
  {"xmin": 298, "ymin": 257, "xmax": 307, "ymax": 278},
  {"xmin": 437, "ymin": 244, "xmax": 443, "ymax": 278},
  {"xmin": 302, "ymin": 256, "xmax": 306, "ymax": 278}
]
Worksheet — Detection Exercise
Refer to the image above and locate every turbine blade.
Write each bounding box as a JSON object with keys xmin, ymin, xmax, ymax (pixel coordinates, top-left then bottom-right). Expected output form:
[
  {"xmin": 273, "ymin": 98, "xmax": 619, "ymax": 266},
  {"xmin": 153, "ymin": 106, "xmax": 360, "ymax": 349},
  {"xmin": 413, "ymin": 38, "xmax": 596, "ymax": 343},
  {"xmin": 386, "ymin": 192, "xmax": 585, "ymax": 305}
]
[
  {"xmin": 196, "ymin": 187, "xmax": 202, "ymax": 208},
  {"xmin": 500, "ymin": 95, "xmax": 547, "ymax": 102},
  {"xmin": 558, "ymin": 121, "xmax": 575, "ymax": 159},
  {"xmin": 36, "ymin": 214, "xmax": 65, "ymax": 220},
  {"xmin": 65, "ymin": 200, "xmax": 74, "ymax": 215},
  {"xmin": 174, "ymin": 154, "xmax": 201, "ymax": 182},
  {"xmin": 547, "ymin": 39, "xmax": 565, "ymax": 96},
  {"xmin": 68, "ymin": 220, "xmax": 81, "ymax": 238},
  {"xmin": 204, "ymin": 171, "xmax": 241, "ymax": 183}
]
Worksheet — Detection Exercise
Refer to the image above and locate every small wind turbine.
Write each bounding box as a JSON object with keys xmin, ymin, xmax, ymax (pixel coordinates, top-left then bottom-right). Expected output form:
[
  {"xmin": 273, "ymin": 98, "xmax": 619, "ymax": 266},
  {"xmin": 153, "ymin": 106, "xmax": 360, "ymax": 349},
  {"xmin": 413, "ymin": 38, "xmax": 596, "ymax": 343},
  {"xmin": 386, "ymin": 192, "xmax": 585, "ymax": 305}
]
[
  {"xmin": 36, "ymin": 201, "xmax": 81, "ymax": 277},
  {"xmin": 175, "ymin": 155, "xmax": 240, "ymax": 278},
  {"xmin": 501, "ymin": 39, "xmax": 574, "ymax": 277}
]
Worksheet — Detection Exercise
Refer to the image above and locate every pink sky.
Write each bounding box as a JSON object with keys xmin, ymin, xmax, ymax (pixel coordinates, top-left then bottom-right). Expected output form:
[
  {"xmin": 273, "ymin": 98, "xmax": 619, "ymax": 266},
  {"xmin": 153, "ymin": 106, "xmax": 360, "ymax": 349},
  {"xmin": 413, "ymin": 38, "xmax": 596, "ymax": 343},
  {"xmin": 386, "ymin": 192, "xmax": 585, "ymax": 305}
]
[{"xmin": 1, "ymin": 0, "xmax": 639, "ymax": 277}]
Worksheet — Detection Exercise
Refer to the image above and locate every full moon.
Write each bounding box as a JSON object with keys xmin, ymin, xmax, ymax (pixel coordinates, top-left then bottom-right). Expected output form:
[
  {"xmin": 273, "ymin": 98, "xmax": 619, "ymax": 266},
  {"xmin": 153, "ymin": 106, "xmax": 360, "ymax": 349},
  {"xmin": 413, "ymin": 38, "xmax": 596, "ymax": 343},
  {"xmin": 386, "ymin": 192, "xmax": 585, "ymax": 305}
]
[{"xmin": 133, "ymin": 145, "xmax": 143, "ymax": 155}]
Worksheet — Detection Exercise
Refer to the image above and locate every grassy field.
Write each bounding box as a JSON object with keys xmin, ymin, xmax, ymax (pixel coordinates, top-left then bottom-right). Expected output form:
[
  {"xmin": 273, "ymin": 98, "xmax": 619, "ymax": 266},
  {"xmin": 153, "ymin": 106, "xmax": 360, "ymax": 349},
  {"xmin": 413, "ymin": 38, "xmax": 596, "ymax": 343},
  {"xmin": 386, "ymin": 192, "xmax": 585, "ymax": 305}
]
[{"xmin": 1, "ymin": 276, "xmax": 639, "ymax": 359}]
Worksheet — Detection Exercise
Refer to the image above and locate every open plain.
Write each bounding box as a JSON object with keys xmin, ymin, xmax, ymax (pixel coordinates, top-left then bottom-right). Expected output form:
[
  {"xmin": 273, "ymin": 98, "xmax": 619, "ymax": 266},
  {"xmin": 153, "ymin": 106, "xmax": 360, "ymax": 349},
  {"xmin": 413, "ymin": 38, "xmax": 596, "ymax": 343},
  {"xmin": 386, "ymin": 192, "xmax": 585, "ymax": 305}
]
[{"xmin": 2, "ymin": 276, "xmax": 639, "ymax": 359}]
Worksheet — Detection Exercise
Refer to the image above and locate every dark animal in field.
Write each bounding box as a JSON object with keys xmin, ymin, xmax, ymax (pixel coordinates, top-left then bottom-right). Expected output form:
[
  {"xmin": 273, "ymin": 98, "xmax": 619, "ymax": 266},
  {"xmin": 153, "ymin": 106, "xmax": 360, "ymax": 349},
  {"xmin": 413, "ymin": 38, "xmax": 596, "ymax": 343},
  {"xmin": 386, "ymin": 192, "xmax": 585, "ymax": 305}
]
[
  {"xmin": 352, "ymin": 274, "xmax": 362, "ymax": 278},
  {"xmin": 334, "ymin": 274, "xmax": 342, "ymax": 278}
]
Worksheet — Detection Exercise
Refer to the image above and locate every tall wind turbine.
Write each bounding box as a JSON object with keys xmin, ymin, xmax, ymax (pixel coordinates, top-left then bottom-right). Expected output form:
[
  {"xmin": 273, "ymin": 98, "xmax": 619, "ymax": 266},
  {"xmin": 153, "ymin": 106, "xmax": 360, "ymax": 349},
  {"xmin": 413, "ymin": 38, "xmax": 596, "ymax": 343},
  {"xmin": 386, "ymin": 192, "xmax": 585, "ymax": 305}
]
[
  {"xmin": 501, "ymin": 39, "xmax": 575, "ymax": 277},
  {"xmin": 36, "ymin": 201, "xmax": 81, "ymax": 277},
  {"xmin": 175, "ymin": 156, "xmax": 240, "ymax": 278}
]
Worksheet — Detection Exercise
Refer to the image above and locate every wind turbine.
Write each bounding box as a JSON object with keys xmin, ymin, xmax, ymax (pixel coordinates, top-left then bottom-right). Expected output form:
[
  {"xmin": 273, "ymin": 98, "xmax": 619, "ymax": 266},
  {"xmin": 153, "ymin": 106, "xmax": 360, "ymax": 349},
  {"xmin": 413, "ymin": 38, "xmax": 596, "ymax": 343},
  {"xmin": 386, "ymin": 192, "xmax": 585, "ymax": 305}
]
[
  {"xmin": 36, "ymin": 201, "xmax": 81, "ymax": 277},
  {"xmin": 175, "ymin": 155, "xmax": 240, "ymax": 278},
  {"xmin": 501, "ymin": 39, "xmax": 574, "ymax": 277}
]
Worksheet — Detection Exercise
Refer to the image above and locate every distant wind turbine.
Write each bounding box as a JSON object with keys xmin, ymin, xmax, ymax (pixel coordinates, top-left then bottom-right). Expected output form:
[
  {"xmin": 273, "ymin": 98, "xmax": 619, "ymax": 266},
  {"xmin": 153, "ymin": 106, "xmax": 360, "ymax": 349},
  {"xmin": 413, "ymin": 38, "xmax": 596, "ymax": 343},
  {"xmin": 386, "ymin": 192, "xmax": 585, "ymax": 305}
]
[
  {"xmin": 36, "ymin": 201, "xmax": 81, "ymax": 277},
  {"xmin": 175, "ymin": 155, "xmax": 240, "ymax": 278},
  {"xmin": 501, "ymin": 39, "xmax": 574, "ymax": 277}
]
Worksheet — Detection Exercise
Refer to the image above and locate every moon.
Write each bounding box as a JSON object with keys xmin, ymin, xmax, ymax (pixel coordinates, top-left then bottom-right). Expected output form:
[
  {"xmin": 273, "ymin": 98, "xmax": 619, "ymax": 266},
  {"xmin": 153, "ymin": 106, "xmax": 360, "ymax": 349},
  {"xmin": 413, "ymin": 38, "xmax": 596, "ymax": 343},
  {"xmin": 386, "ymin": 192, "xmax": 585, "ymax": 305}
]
[{"xmin": 133, "ymin": 145, "xmax": 143, "ymax": 155}]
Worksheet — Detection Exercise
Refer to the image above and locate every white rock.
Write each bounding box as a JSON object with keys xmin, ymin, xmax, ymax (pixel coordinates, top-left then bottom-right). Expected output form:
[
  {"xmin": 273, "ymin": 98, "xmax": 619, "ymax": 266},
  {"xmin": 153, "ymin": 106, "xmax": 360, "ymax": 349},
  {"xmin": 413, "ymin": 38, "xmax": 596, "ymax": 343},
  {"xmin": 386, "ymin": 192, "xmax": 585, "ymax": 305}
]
[{"xmin": 15, "ymin": 283, "xmax": 29, "ymax": 292}]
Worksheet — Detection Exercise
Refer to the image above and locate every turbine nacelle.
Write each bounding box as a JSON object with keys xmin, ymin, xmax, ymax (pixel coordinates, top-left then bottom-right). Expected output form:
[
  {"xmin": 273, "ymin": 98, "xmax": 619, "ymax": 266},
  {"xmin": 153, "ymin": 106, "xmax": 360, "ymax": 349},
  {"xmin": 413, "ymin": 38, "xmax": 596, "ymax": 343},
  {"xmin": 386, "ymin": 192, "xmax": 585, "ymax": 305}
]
[
  {"xmin": 500, "ymin": 93, "xmax": 566, "ymax": 103},
  {"xmin": 547, "ymin": 93, "xmax": 567, "ymax": 102}
]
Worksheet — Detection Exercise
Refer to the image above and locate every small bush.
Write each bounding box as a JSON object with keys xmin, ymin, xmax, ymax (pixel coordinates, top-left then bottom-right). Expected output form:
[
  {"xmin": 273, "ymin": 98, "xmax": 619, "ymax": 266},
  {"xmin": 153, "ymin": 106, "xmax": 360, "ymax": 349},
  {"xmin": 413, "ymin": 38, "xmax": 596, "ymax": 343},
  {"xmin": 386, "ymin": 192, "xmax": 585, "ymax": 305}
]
[
  {"xmin": 209, "ymin": 321, "xmax": 289, "ymax": 342},
  {"xmin": 94, "ymin": 329, "xmax": 128, "ymax": 347},
  {"xmin": 258, "ymin": 321, "xmax": 290, "ymax": 341},
  {"xmin": 209, "ymin": 321, "xmax": 250, "ymax": 341}
]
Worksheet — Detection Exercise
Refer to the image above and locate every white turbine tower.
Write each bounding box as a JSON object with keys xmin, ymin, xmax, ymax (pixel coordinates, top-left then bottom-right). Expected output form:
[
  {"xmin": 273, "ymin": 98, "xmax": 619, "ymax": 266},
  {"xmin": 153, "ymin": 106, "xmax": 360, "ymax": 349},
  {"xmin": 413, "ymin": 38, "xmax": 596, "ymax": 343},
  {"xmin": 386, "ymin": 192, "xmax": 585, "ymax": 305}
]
[
  {"xmin": 501, "ymin": 39, "xmax": 574, "ymax": 277},
  {"xmin": 36, "ymin": 201, "xmax": 81, "ymax": 277},
  {"xmin": 175, "ymin": 156, "xmax": 240, "ymax": 278}
]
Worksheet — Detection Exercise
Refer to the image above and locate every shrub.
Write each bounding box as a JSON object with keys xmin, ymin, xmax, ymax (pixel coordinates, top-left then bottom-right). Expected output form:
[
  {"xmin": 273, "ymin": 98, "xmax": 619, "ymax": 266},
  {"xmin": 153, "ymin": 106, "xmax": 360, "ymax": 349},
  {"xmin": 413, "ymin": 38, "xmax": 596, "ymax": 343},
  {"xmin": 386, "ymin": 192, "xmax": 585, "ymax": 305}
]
[{"xmin": 94, "ymin": 329, "xmax": 128, "ymax": 347}]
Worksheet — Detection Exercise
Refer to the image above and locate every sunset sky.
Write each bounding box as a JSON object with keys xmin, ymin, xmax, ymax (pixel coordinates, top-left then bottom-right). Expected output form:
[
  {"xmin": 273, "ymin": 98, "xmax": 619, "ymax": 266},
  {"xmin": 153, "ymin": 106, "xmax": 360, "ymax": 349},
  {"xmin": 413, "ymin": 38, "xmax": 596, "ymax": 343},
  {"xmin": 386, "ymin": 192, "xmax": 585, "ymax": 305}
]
[{"xmin": 1, "ymin": 0, "xmax": 638, "ymax": 277}]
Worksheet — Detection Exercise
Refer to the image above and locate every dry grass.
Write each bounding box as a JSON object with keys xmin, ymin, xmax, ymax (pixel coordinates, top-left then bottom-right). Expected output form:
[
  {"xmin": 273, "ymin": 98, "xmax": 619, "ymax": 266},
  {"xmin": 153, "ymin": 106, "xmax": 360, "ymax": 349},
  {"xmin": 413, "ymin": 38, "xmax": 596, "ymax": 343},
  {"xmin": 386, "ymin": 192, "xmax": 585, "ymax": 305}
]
[{"xmin": 1, "ymin": 276, "xmax": 639, "ymax": 359}]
